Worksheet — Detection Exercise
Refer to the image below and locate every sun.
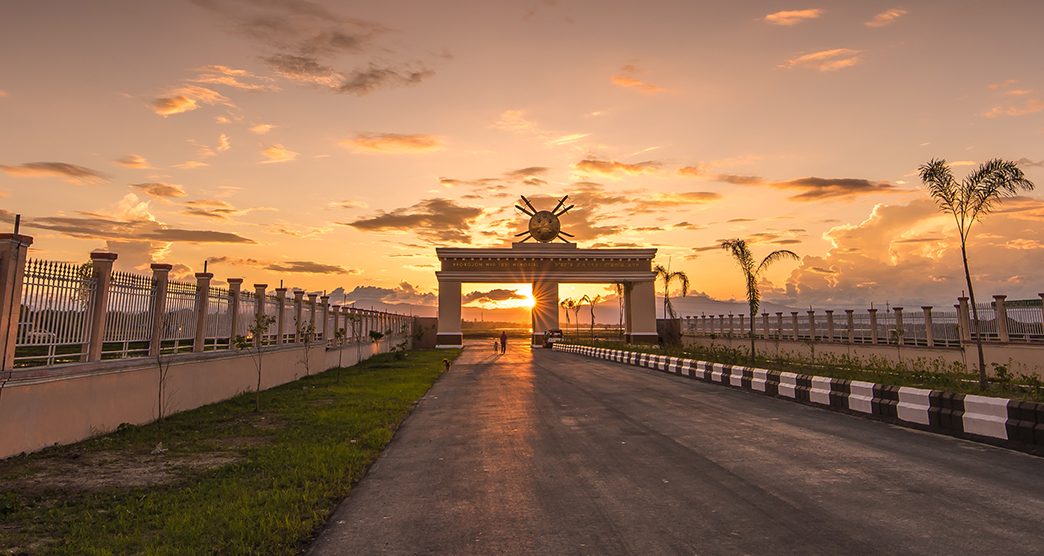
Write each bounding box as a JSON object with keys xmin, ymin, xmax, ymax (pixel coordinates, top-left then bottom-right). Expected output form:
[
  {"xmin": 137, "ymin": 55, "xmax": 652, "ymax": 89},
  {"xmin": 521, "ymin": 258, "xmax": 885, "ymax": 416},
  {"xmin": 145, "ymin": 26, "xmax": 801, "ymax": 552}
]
[{"xmin": 523, "ymin": 293, "xmax": 536, "ymax": 308}]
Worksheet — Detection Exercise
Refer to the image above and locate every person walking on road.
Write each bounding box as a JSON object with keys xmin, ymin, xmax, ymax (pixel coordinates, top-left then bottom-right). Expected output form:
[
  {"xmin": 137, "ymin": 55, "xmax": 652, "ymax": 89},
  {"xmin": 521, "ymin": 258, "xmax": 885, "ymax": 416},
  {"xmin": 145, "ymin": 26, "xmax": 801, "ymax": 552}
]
[{"xmin": 499, "ymin": 331, "xmax": 507, "ymax": 354}]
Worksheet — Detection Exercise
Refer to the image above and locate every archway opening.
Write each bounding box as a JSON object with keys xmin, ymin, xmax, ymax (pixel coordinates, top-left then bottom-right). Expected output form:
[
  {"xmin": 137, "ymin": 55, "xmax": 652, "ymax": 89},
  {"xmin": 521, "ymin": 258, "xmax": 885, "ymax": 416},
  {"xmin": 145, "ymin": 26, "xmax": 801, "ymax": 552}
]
[{"xmin": 460, "ymin": 283, "xmax": 533, "ymax": 343}]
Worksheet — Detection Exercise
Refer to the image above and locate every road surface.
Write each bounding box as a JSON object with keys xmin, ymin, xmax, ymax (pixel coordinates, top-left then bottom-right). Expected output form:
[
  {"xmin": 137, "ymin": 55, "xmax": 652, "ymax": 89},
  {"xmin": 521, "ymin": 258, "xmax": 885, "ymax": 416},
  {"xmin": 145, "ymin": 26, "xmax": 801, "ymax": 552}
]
[{"xmin": 309, "ymin": 341, "xmax": 1044, "ymax": 555}]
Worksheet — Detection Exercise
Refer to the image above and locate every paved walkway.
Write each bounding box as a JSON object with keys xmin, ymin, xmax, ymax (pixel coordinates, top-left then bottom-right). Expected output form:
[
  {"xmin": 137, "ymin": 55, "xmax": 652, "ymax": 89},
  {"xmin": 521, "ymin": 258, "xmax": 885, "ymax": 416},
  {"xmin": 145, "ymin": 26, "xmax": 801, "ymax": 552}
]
[{"xmin": 309, "ymin": 341, "xmax": 1044, "ymax": 555}]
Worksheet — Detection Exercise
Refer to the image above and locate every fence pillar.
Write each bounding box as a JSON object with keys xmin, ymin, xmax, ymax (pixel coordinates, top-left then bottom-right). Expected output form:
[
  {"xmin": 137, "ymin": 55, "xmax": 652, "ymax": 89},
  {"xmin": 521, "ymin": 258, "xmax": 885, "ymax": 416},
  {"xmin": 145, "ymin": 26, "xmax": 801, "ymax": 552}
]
[
  {"xmin": 275, "ymin": 287, "xmax": 288, "ymax": 344},
  {"xmin": 227, "ymin": 275, "xmax": 243, "ymax": 342},
  {"xmin": 253, "ymin": 284, "xmax": 267, "ymax": 343},
  {"xmin": 292, "ymin": 290, "xmax": 304, "ymax": 342},
  {"xmin": 699, "ymin": 314, "xmax": 706, "ymax": 334},
  {"xmin": 728, "ymin": 313, "xmax": 734, "ymax": 336},
  {"xmin": 790, "ymin": 312, "xmax": 799, "ymax": 341},
  {"xmin": 868, "ymin": 308, "xmax": 879, "ymax": 345},
  {"xmin": 845, "ymin": 309, "xmax": 854, "ymax": 343},
  {"xmin": 922, "ymin": 306, "xmax": 934, "ymax": 347},
  {"xmin": 1040, "ymin": 293, "xmax": 1044, "ymax": 336},
  {"xmin": 307, "ymin": 293, "xmax": 318, "ymax": 341},
  {"xmin": 957, "ymin": 297, "xmax": 971, "ymax": 343},
  {"xmin": 775, "ymin": 312, "xmax": 783, "ymax": 338},
  {"xmin": 761, "ymin": 313, "xmax": 769, "ymax": 339},
  {"xmin": 319, "ymin": 295, "xmax": 330, "ymax": 340},
  {"xmin": 893, "ymin": 307, "xmax": 904, "ymax": 346},
  {"xmin": 147, "ymin": 264, "xmax": 172, "ymax": 357},
  {"xmin": 192, "ymin": 272, "xmax": 212, "ymax": 353},
  {"xmin": 738, "ymin": 314, "xmax": 745, "ymax": 336},
  {"xmin": 824, "ymin": 310, "xmax": 834, "ymax": 342},
  {"xmin": 993, "ymin": 295, "xmax": 1009, "ymax": 343},
  {"xmin": 331, "ymin": 305, "xmax": 342, "ymax": 342},
  {"xmin": 0, "ymin": 233, "xmax": 33, "ymax": 370},
  {"xmin": 808, "ymin": 310, "xmax": 817, "ymax": 341},
  {"xmin": 85, "ymin": 252, "xmax": 117, "ymax": 362}
]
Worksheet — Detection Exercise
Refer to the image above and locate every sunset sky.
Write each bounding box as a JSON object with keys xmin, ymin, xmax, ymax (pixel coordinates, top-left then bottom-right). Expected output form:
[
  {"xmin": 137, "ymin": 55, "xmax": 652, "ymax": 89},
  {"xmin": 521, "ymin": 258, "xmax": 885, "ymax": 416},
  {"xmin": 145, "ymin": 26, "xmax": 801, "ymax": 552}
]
[{"xmin": 2, "ymin": 0, "xmax": 1042, "ymax": 317}]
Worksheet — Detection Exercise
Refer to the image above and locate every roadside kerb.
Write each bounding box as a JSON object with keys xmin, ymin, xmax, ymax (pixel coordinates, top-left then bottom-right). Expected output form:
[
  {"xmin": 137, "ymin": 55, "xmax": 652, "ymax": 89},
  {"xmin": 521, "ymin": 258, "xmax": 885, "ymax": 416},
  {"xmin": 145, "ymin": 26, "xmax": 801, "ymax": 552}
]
[{"xmin": 553, "ymin": 343, "xmax": 1044, "ymax": 455}]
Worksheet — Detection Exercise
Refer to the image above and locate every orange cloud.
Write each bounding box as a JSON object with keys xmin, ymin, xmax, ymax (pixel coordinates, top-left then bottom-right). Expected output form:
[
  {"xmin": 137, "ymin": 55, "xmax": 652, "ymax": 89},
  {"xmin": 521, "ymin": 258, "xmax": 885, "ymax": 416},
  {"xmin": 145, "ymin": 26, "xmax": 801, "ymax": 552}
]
[
  {"xmin": 611, "ymin": 64, "xmax": 667, "ymax": 94},
  {"xmin": 575, "ymin": 158, "xmax": 661, "ymax": 177},
  {"xmin": 250, "ymin": 124, "xmax": 275, "ymax": 134},
  {"xmin": 780, "ymin": 48, "xmax": 862, "ymax": 71},
  {"xmin": 130, "ymin": 182, "xmax": 187, "ymax": 199},
  {"xmin": 0, "ymin": 162, "xmax": 108, "ymax": 184},
  {"xmin": 763, "ymin": 9, "xmax": 823, "ymax": 26},
  {"xmin": 117, "ymin": 154, "xmax": 152, "ymax": 169},
  {"xmin": 634, "ymin": 191, "xmax": 721, "ymax": 211},
  {"xmin": 174, "ymin": 160, "xmax": 208, "ymax": 169},
  {"xmin": 151, "ymin": 85, "xmax": 228, "ymax": 116},
  {"xmin": 786, "ymin": 197, "xmax": 1044, "ymax": 305},
  {"xmin": 716, "ymin": 174, "xmax": 898, "ymax": 201},
  {"xmin": 344, "ymin": 133, "xmax": 441, "ymax": 153},
  {"xmin": 610, "ymin": 74, "xmax": 666, "ymax": 94},
  {"xmin": 984, "ymin": 98, "xmax": 1044, "ymax": 118},
  {"xmin": 865, "ymin": 8, "xmax": 907, "ymax": 28},
  {"xmin": 983, "ymin": 80, "xmax": 1044, "ymax": 117},
  {"xmin": 260, "ymin": 144, "xmax": 299, "ymax": 163},
  {"xmin": 678, "ymin": 165, "xmax": 704, "ymax": 176},
  {"xmin": 218, "ymin": 133, "xmax": 231, "ymax": 152},
  {"xmin": 192, "ymin": 65, "xmax": 277, "ymax": 91}
]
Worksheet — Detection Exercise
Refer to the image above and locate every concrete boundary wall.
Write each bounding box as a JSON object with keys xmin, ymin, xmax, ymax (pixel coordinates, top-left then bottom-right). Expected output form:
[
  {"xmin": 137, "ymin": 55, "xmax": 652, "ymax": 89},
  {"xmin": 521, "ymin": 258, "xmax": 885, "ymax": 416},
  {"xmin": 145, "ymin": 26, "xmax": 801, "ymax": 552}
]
[
  {"xmin": 0, "ymin": 336, "xmax": 404, "ymax": 459},
  {"xmin": 555, "ymin": 344, "xmax": 1044, "ymax": 455}
]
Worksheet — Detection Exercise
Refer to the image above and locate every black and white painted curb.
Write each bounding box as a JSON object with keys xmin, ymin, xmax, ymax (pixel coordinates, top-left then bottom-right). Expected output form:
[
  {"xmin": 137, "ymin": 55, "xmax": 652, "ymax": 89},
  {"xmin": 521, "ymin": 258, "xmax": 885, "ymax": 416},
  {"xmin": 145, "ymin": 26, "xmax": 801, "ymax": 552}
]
[{"xmin": 554, "ymin": 343, "xmax": 1044, "ymax": 454}]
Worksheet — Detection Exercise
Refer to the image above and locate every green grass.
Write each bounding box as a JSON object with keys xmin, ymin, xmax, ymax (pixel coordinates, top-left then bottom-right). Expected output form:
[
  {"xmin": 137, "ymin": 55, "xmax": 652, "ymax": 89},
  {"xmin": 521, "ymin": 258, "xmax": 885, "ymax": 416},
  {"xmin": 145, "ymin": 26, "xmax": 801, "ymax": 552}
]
[
  {"xmin": 0, "ymin": 348, "xmax": 460, "ymax": 555},
  {"xmin": 566, "ymin": 339, "xmax": 1043, "ymax": 402}
]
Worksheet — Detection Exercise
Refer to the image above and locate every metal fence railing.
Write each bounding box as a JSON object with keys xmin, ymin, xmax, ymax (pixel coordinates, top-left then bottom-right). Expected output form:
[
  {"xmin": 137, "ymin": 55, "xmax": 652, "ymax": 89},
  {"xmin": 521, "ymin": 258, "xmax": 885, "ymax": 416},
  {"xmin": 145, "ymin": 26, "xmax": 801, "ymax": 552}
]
[
  {"xmin": 14, "ymin": 259, "xmax": 96, "ymax": 366},
  {"xmin": 5, "ymin": 254, "xmax": 414, "ymax": 370},
  {"xmin": 102, "ymin": 270, "xmax": 154, "ymax": 359},
  {"xmin": 236, "ymin": 291, "xmax": 258, "ymax": 340},
  {"xmin": 203, "ymin": 286, "xmax": 232, "ymax": 350},
  {"xmin": 1006, "ymin": 303, "xmax": 1044, "ymax": 343},
  {"xmin": 162, "ymin": 279, "xmax": 197, "ymax": 354},
  {"xmin": 686, "ymin": 303, "xmax": 1022, "ymax": 349}
]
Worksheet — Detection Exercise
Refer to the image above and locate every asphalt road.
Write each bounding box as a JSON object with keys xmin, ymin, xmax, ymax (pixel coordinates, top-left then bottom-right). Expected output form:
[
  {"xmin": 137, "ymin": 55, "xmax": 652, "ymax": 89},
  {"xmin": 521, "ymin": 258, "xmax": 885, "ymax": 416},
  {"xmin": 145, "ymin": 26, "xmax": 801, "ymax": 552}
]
[{"xmin": 309, "ymin": 341, "xmax": 1044, "ymax": 555}]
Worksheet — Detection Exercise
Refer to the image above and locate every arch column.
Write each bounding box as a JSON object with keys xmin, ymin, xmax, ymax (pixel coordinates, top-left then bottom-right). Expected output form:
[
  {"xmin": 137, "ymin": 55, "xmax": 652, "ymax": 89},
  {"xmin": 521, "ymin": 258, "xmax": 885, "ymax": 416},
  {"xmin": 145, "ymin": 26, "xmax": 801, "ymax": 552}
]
[
  {"xmin": 625, "ymin": 279, "xmax": 658, "ymax": 344},
  {"xmin": 436, "ymin": 279, "xmax": 463, "ymax": 348},
  {"xmin": 531, "ymin": 280, "xmax": 559, "ymax": 347}
]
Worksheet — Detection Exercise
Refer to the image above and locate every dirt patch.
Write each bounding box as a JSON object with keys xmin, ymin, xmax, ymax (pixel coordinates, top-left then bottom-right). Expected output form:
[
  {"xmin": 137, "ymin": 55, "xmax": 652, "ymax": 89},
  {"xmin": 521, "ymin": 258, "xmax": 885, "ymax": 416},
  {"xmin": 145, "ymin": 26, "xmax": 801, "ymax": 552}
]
[
  {"xmin": 242, "ymin": 413, "xmax": 287, "ymax": 431},
  {"xmin": 208, "ymin": 436, "xmax": 272, "ymax": 450},
  {"xmin": 12, "ymin": 450, "xmax": 238, "ymax": 494}
]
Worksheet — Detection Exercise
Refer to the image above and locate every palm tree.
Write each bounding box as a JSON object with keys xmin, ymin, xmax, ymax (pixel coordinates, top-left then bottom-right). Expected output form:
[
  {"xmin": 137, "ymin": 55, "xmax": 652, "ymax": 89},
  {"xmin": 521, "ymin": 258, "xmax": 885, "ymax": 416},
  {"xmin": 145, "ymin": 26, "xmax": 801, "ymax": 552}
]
[
  {"xmin": 561, "ymin": 298, "xmax": 577, "ymax": 338},
  {"xmin": 571, "ymin": 297, "xmax": 584, "ymax": 337},
  {"xmin": 720, "ymin": 239, "xmax": 799, "ymax": 364},
  {"xmin": 919, "ymin": 158, "xmax": 1035, "ymax": 389},
  {"xmin": 653, "ymin": 263, "xmax": 689, "ymax": 319},
  {"xmin": 581, "ymin": 294, "xmax": 603, "ymax": 338},
  {"xmin": 614, "ymin": 283, "xmax": 625, "ymax": 338}
]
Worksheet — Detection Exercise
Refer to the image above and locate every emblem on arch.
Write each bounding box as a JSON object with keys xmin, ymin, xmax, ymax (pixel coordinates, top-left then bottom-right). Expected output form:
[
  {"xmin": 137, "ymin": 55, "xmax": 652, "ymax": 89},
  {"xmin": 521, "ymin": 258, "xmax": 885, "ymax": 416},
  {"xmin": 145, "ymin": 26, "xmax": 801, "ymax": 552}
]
[{"xmin": 514, "ymin": 195, "xmax": 575, "ymax": 243}]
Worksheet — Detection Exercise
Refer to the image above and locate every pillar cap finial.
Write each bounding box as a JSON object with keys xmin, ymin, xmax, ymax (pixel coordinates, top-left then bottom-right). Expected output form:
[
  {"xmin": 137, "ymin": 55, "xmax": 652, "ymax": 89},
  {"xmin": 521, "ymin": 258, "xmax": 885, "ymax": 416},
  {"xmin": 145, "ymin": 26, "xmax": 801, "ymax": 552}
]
[{"xmin": 0, "ymin": 233, "xmax": 34, "ymax": 245}]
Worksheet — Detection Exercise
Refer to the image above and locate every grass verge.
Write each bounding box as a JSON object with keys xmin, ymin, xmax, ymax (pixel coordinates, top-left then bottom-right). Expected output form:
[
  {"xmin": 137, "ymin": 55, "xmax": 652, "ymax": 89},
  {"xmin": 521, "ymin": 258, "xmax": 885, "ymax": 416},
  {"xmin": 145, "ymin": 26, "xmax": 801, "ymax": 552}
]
[
  {"xmin": 0, "ymin": 348, "xmax": 460, "ymax": 555},
  {"xmin": 565, "ymin": 339, "xmax": 1042, "ymax": 402}
]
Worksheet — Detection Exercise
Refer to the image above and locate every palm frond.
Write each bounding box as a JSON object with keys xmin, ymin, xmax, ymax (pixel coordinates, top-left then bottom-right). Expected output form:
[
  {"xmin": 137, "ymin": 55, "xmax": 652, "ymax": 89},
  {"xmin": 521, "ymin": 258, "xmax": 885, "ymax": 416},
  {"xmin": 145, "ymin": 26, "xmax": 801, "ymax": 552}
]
[
  {"xmin": 756, "ymin": 249, "xmax": 799, "ymax": 276},
  {"xmin": 919, "ymin": 158, "xmax": 960, "ymax": 215},
  {"xmin": 966, "ymin": 158, "xmax": 1035, "ymax": 223},
  {"xmin": 746, "ymin": 274, "xmax": 761, "ymax": 316},
  {"xmin": 671, "ymin": 271, "xmax": 690, "ymax": 297}
]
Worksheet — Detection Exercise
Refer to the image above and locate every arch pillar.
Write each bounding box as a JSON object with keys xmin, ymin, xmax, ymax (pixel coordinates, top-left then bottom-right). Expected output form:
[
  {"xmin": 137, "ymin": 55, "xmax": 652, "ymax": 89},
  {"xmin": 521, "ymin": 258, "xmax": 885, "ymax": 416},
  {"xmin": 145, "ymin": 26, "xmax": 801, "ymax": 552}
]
[
  {"xmin": 436, "ymin": 279, "xmax": 463, "ymax": 348},
  {"xmin": 625, "ymin": 279, "xmax": 658, "ymax": 344},
  {"xmin": 531, "ymin": 280, "xmax": 559, "ymax": 347}
]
